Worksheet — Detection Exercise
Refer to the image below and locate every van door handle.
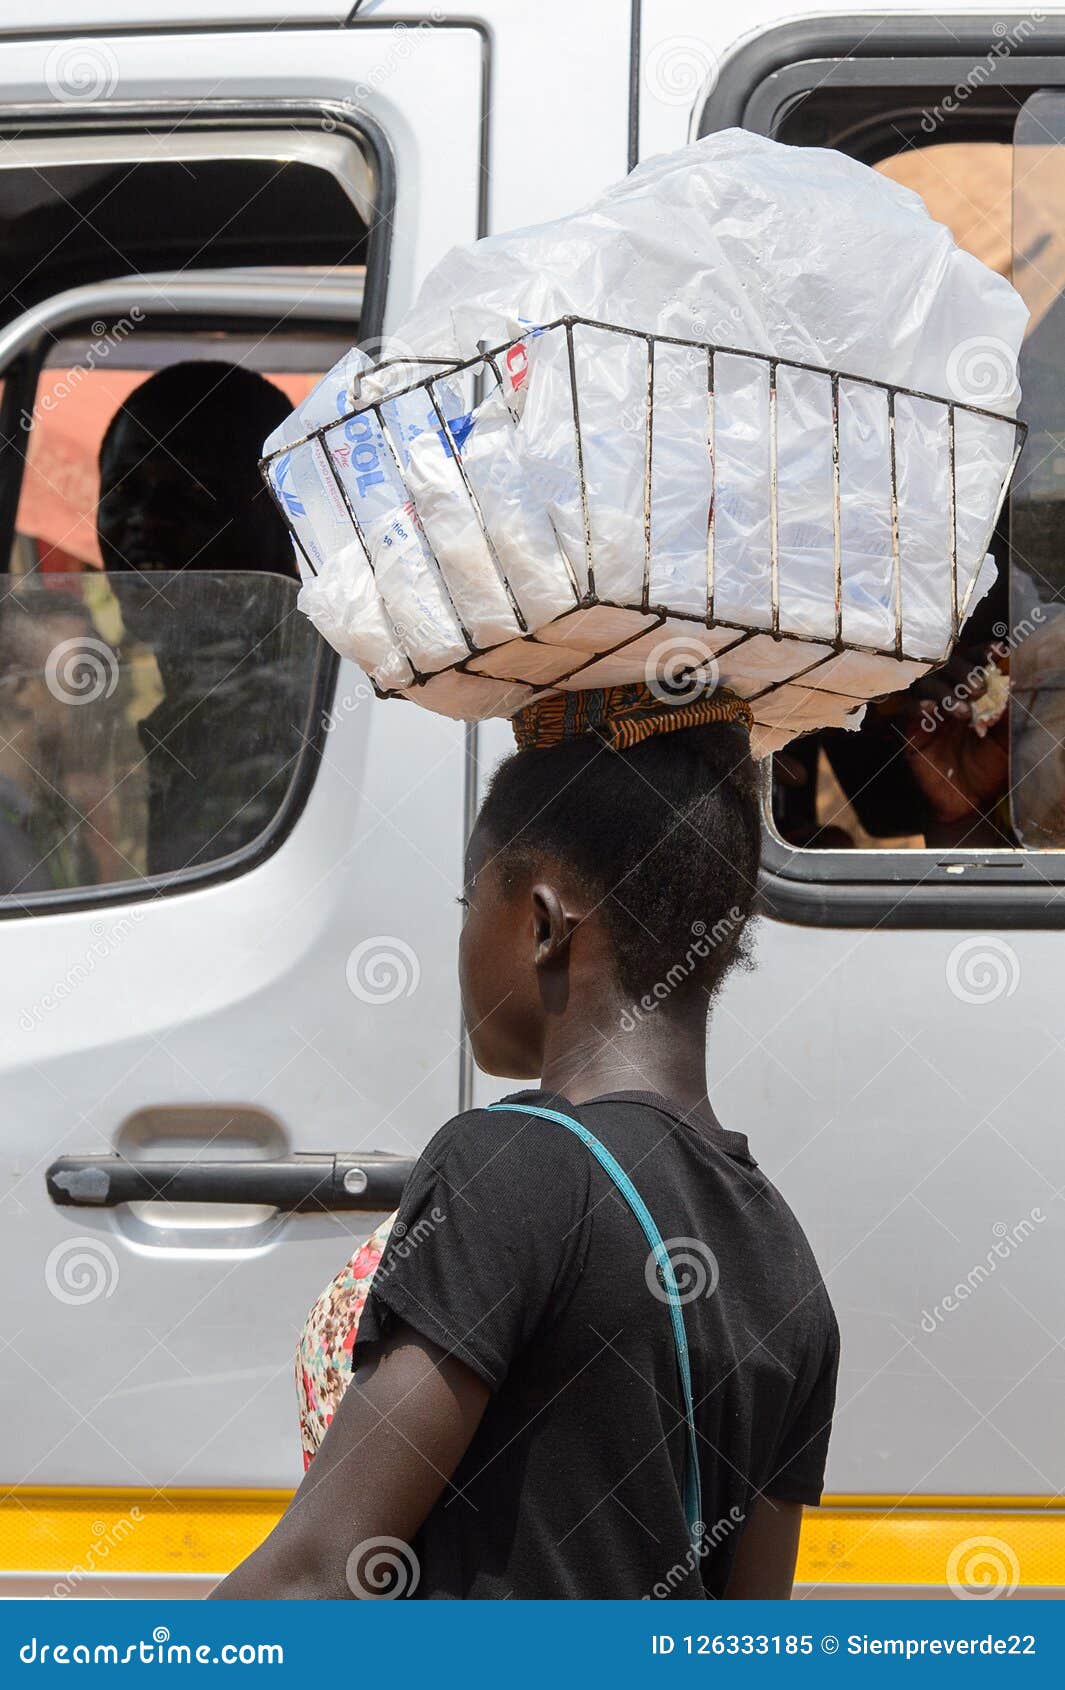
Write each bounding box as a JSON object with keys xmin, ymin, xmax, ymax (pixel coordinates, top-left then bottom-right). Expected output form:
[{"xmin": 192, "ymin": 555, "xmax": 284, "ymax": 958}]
[{"xmin": 45, "ymin": 1152, "xmax": 414, "ymax": 1212}]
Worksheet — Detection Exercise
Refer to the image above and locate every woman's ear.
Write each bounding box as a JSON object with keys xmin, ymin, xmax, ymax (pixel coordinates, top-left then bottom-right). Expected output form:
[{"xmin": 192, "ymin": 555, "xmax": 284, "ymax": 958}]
[{"xmin": 530, "ymin": 882, "xmax": 575, "ymax": 968}]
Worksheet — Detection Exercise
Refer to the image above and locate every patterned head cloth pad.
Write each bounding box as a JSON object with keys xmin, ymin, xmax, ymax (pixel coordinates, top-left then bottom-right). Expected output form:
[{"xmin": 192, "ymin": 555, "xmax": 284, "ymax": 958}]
[{"xmin": 511, "ymin": 681, "xmax": 753, "ymax": 753}]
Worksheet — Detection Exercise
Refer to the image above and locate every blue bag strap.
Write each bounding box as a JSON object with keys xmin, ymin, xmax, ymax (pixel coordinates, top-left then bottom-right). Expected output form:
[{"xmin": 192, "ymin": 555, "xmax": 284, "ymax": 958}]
[{"xmin": 486, "ymin": 1101, "xmax": 703, "ymax": 1549}]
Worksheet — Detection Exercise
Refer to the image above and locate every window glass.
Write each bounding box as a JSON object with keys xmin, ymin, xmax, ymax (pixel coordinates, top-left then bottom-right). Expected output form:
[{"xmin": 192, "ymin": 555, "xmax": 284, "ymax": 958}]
[
  {"xmin": 769, "ymin": 140, "xmax": 1017, "ymax": 852},
  {"xmin": 3, "ymin": 336, "xmax": 330, "ymax": 900},
  {"xmin": 0, "ymin": 571, "xmax": 319, "ymax": 899},
  {"xmin": 1010, "ymin": 91, "xmax": 1065, "ymax": 848}
]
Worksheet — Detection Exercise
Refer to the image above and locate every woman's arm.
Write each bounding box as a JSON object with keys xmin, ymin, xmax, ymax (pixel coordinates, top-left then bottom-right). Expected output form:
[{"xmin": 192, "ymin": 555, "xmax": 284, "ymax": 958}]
[
  {"xmin": 723, "ymin": 1496, "xmax": 804, "ymax": 1599},
  {"xmin": 209, "ymin": 1322, "xmax": 490, "ymax": 1599}
]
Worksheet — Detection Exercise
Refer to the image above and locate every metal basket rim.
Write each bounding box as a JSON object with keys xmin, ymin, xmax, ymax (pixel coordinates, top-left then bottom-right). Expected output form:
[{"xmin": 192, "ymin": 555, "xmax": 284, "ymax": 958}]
[{"xmin": 258, "ymin": 312, "xmax": 1027, "ymax": 467}]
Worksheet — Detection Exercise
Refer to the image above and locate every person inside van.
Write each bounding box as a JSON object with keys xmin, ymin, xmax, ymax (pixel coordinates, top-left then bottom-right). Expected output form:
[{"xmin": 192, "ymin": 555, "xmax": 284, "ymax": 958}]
[
  {"xmin": 96, "ymin": 362, "xmax": 308, "ymax": 875},
  {"xmin": 211, "ymin": 684, "xmax": 839, "ymax": 1601},
  {"xmin": 97, "ymin": 360, "xmax": 296, "ymax": 582},
  {"xmin": 774, "ymin": 576, "xmax": 1014, "ymax": 850}
]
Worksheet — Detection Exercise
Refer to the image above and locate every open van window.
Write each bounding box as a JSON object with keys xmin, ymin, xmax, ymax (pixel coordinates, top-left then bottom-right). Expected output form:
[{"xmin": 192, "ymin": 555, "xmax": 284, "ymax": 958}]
[
  {"xmin": 697, "ymin": 33, "xmax": 1065, "ymax": 916},
  {"xmin": 0, "ymin": 117, "xmax": 385, "ymax": 911},
  {"xmin": 0, "ymin": 130, "xmax": 376, "ymax": 324}
]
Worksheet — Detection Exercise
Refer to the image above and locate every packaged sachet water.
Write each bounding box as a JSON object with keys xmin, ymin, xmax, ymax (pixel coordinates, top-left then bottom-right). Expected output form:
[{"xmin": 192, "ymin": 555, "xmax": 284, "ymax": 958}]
[{"xmin": 262, "ymin": 129, "xmax": 1026, "ymax": 750}]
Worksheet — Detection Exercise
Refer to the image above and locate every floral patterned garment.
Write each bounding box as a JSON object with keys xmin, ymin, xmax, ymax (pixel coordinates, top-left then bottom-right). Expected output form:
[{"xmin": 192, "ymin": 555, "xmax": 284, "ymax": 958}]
[{"xmin": 296, "ymin": 1212, "xmax": 396, "ymax": 1471}]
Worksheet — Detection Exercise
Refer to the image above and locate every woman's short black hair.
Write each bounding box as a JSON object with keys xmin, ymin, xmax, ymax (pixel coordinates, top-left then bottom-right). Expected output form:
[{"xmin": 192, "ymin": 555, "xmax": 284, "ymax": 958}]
[{"xmin": 476, "ymin": 719, "xmax": 761, "ymax": 1004}]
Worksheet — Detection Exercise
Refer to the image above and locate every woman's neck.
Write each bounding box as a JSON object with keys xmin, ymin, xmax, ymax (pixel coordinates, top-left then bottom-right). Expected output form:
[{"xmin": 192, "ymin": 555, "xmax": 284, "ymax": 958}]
[{"xmin": 538, "ymin": 994, "xmax": 711, "ymax": 1117}]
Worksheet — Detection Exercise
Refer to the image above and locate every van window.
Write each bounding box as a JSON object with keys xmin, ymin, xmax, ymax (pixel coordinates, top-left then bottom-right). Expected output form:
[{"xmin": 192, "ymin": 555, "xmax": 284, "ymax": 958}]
[
  {"xmin": 0, "ymin": 121, "xmax": 378, "ymax": 907},
  {"xmin": 768, "ymin": 139, "xmax": 1019, "ymax": 853}
]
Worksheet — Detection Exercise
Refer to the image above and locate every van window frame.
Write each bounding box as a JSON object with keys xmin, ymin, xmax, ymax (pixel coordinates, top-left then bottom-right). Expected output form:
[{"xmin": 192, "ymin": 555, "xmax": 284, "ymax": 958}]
[
  {"xmin": 701, "ymin": 17, "xmax": 1065, "ymax": 928},
  {"xmin": 0, "ymin": 99, "xmax": 395, "ymax": 918}
]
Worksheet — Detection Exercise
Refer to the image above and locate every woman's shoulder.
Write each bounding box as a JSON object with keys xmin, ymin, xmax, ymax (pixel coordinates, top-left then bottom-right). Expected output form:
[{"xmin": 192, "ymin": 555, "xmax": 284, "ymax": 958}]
[{"xmin": 413, "ymin": 1095, "xmax": 595, "ymax": 1211}]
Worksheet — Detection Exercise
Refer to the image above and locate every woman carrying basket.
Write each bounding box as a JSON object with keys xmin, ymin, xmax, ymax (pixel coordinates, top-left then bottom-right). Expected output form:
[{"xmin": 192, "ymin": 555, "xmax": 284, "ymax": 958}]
[{"xmin": 212, "ymin": 680, "xmax": 839, "ymax": 1601}]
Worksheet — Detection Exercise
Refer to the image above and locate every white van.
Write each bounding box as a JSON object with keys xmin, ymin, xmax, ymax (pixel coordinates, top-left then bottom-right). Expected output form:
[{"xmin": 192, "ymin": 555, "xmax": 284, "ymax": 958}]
[{"xmin": 2, "ymin": 0, "xmax": 1062, "ymax": 1599}]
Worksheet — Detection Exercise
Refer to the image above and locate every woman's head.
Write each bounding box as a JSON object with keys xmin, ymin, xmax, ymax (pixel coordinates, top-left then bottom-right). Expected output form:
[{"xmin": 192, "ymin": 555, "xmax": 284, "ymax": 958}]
[{"xmin": 459, "ymin": 718, "xmax": 761, "ymax": 1078}]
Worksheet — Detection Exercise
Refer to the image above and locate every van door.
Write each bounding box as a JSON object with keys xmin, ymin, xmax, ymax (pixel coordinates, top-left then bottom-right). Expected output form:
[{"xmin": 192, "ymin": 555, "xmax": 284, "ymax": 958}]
[{"xmin": 0, "ymin": 22, "xmax": 482, "ymax": 1595}]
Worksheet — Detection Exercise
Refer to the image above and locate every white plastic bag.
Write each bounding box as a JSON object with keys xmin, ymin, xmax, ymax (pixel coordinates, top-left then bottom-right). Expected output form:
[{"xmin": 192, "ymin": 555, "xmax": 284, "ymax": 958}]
[
  {"xmin": 394, "ymin": 129, "xmax": 1025, "ymax": 402},
  {"xmin": 297, "ymin": 538, "xmax": 412, "ymax": 692},
  {"xmin": 268, "ymin": 129, "xmax": 1025, "ymax": 749}
]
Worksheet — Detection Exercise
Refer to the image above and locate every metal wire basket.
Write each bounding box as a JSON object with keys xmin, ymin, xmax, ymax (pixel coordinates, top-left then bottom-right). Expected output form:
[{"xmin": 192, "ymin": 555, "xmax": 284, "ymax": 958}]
[{"xmin": 260, "ymin": 315, "xmax": 1026, "ymax": 750}]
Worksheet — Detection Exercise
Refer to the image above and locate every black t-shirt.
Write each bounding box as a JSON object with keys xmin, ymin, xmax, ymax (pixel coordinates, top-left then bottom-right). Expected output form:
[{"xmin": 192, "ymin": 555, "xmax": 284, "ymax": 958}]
[{"xmin": 353, "ymin": 1089, "xmax": 839, "ymax": 1600}]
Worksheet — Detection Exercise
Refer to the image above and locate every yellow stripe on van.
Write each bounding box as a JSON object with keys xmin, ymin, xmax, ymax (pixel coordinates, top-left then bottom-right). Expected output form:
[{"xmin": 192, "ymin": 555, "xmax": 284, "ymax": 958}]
[
  {"xmin": 0, "ymin": 1488, "xmax": 1063, "ymax": 1587},
  {"xmin": 0, "ymin": 1487, "xmax": 288, "ymax": 1579},
  {"xmin": 800, "ymin": 1498, "xmax": 1065, "ymax": 1590}
]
